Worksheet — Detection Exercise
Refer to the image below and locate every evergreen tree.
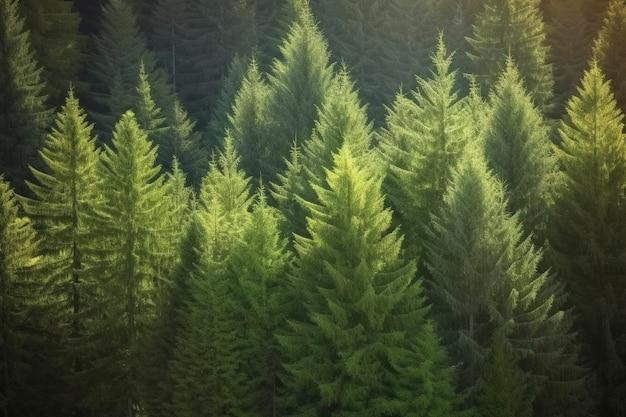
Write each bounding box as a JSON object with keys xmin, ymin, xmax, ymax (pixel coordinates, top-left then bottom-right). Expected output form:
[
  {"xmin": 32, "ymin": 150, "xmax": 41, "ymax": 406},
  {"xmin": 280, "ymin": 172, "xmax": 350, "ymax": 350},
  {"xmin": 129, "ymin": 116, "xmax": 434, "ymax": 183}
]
[
  {"xmin": 86, "ymin": 0, "xmax": 172, "ymax": 140},
  {"xmin": 0, "ymin": 0, "xmax": 51, "ymax": 192},
  {"xmin": 377, "ymin": 36, "xmax": 470, "ymax": 260},
  {"xmin": 273, "ymin": 67, "xmax": 373, "ymax": 238},
  {"xmin": 466, "ymin": 0, "xmax": 554, "ymax": 112},
  {"xmin": 426, "ymin": 150, "xmax": 584, "ymax": 413},
  {"xmin": 84, "ymin": 111, "xmax": 181, "ymax": 417},
  {"xmin": 550, "ymin": 61, "xmax": 626, "ymax": 417},
  {"xmin": 20, "ymin": 89, "xmax": 100, "ymax": 414},
  {"xmin": 229, "ymin": 190, "xmax": 292, "ymax": 417},
  {"xmin": 18, "ymin": 0, "xmax": 86, "ymax": 105},
  {"xmin": 482, "ymin": 58, "xmax": 555, "ymax": 242},
  {"xmin": 280, "ymin": 145, "xmax": 460, "ymax": 417},
  {"xmin": 0, "ymin": 176, "xmax": 45, "ymax": 417},
  {"xmin": 592, "ymin": 0, "xmax": 626, "ymax": 116},
  {"xmin": 263, "ymin": 0, "xmax": 334, "ymax": 181}
]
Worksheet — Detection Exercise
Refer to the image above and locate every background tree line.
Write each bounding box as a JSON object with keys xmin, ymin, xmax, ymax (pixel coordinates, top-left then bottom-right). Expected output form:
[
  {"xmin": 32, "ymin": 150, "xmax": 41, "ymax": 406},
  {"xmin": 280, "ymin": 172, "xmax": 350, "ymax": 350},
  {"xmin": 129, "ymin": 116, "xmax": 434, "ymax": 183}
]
[{"xmin": 1, "ymin": 0, "xmax": 626, "ymax": 416}]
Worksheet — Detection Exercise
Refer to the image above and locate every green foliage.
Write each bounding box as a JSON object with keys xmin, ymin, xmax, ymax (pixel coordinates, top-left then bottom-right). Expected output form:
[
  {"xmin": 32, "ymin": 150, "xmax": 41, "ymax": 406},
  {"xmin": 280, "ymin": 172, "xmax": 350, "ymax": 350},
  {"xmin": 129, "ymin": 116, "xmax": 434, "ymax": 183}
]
[
  {"xmin": 482, "ymin": 58, "xmax": 555, "ymax": 242},
  {"xmin": 280, "ymin": 145, "xmax": 460, "ymax": 416},
  {"xmin": 378, "ymin": 36, "xmax": 470, "ymax": 260},
  {"xmin": 550, "ymin": 61, "xmax": 626, "ymax": 416},
  {"xmin": 592, "ymin": 0, "xmax": 626, "ymax": 115},
  {"xmin": 83, "ymin": 111, "xmax": 181, "ymax": 416},
  {"xmin": 466, "ymin": 0, "xmax": 553, "ymax": 112},
  {"xmin": 0, "ymin": 0, "xmax": 51, "ymax": 191},
  {"xmin": 0, "ymin": 176, "xmax": 42, "ymax": 417}
]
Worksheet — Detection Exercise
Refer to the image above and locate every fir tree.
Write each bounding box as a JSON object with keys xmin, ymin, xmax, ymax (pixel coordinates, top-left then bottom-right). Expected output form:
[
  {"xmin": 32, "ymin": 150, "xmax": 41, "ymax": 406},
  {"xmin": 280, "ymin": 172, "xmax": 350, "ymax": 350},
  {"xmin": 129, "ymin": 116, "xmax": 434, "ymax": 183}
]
[
  {"xmin": 21, "ymin": 89, "xmax": 100, "ymax": 413},
  {"xmin": 550, "ymin": 61, "xmax": 626, "ymax": 417},
  {"xmin": 377, "ymin": 36, "xmax": 470, "ymax": 260},
  {"xmin": 592, "ymin": 0, "xmax": 626, "ymax": 116},
  {"xmin": 0, "ymin": 0, "xmax": 51, "ymax": 192},
  {"xmin": 170, "ymin": 137, "xmax": 255, "ymax": 417},
  {"xmin": 466, "ymin": 0, "xmax": 554, "ymax": 112},
  {"xmin": 0, "ymin": 176, "xmax": 41, "ymax": 417},
  {"xmin": 482, "ymin": 58, "xmax": 555, "ymax": 242},
  {"xmin": 280, "ymin": 145, "xmax": 460, "ymax": 417},
  {"xmin": 84, "ymin": 111, "xmax": 181, "ymax": 417}
]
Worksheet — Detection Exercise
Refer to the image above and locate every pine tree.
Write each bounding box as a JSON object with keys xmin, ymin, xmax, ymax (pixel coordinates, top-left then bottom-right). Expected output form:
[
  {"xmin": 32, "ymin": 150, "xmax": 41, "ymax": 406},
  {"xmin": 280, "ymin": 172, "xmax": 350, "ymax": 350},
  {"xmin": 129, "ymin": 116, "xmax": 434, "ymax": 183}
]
[
  {"xmin": 550, "ymin": 61, "xmax": 626, "ymax": 417},
  {"xmin": 84, "ymin": 111, "xmax": 181, "ymax": 417},
  {"xmin": 426, "ymin": 150, "xmax": 584, "ymax": 413},
  {"xmin": 0, "ymin": 176, "xmax": 41, "ymax": 417},
  {"xmin": 263, "ymin": 0, "xmax": 334, "ymax": 181},
  {"xmin": 18, "ymin": 0, "xmax": 86, "ymax": 105},
  {"xmin": 86, "ymin": 0, "xmax": 172, "ymax": 140},
  {"xmin": 280, "ymin": 145, "xmax": 460, "ymax": 417},
  {"xmin": 170, "ymin": 137, "xmax": 255, "ymax": 417},
  {"xmin": 228, "ymin": 190, "xmax": 292, "ymax": 416},
  {"xmin": 466, "ymin": 0, "xmax": 554, "ymax": 112},
  {"xmin": 482, "ymin": 58, "xmax": 555, "ymax": 242},
  {"xmin": 273, "ymin": 67, "xmax": 373, "ymax": 238},
  {"xmin": 377, "ymin": 36, "xmax": 470, "ymax": 260},
  {"xmin": 0, "ymin": 0, "xmax": 51, "ymax": 192},
  {"xmin": 20, "ymin": 89, "xmax": 100, "ymax": 413},
  {"xmin": 592, "ymin": 0, "xmax": 626, "ymax": 116}
]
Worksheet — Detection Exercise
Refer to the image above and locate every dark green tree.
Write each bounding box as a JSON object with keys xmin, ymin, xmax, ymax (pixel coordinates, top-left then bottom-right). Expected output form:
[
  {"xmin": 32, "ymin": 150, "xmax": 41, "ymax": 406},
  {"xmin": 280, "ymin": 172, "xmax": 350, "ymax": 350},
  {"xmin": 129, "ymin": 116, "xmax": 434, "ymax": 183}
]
[
  {"xmin": 592, "ymin": 0, "xmax": 626, "ymax": 115},
  {"xmin": 0, "ymin": 176, "xmax": 40, "ymax": 417},
  {"xmin": 0, "ymin": 0, "xmax": 51, "ymax": 192},
  {"xmin": 550, "ymin": 61, "xmax": 626, "ymax": 417},
  {"xmin": 466, "ymin": 0, "xmax": 554, "ymax": 112},
  {"xmin": 84, "ymin": 111, "xmax": 181, "ymax": 417},
  {"xmin": 280, "ymin": 145, "xmax": 460, "ymax": 417},
  {"xmin": 482, "ymin": 58, "xmax": 555, "ymax": 242},
  {"xmin": 377, "ymin": 36, "xmax": 470, "ymax": 260},
  {"xmin": 86, "ymin": 0, "xmax": 172, "ymax": 140},
  {"xmin": 18, "ymin": 0, "xmax": 86, "ymax": 105},
  {"xmin": 21, "ymin": 89, "xmax": 100, "ymax": 414}
]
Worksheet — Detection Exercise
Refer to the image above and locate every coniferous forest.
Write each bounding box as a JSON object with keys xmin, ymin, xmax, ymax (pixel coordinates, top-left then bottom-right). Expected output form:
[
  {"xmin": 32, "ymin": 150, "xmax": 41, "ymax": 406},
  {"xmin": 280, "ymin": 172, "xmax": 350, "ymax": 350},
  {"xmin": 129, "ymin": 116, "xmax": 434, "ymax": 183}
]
[{"xmin": 2, "ymin": 0, "xmax": 626, "ymax": 416}]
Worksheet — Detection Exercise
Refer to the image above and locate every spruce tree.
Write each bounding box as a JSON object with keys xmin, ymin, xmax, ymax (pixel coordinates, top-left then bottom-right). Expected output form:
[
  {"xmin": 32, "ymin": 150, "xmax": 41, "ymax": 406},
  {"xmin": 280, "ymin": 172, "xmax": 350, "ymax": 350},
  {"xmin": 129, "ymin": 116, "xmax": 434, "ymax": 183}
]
[
  {"xmin": 0, "ymin": 0, "xmax": 51, "ymax": 191},
  {"xmin": 86, "ymin": 0, "xmax": 172, "ymax": 140},
  {"xmin": 280, "ymin": 145, "xmax": 460, "ymax": 417},
  {"xmin": 377, "ymin": 36, "xmax": 470, "ymax": 260},
  {"xmin": 170, "ymin": 137, "xmax": 255, "ymax": 417},
  {"xmin": 263, "ymin": 0, "xmax": 334, "ymax": 181},
  {"xmin": 466, "ymin": 0, "xmax": 554, "ymax": 112},
  {"xmin": 592, "ymin": 0, "xmax": 626, "ymax": 115},
  {"xmin": 550, "ymin": 61, "xmax": 626, "ymax": 416},
  {"xmin": 0, "ymin": 176, "xmax": 40, "ymax": 417},
  {"xmin": 20, "ymin": 89, "xmax": 100, "ymax": 413},
  {"xmin": 426, "ymin": 149, "xmax": 584, "ymax": 413},
  {"xmin": 482, "ymin": 58, "xmax": 555, "ymax": 242},
  {"xmin": 84, "ymin": 111, "xmax": 181, "ymax": 417}
]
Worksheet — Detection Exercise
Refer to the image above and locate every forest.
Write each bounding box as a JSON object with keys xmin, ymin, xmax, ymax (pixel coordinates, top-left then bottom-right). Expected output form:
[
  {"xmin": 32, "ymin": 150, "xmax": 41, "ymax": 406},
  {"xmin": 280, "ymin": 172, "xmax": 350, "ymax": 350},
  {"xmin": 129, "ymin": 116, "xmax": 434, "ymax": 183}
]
[{"xmin": 1, "ymin": 0, "xmax": 626, "ymax": 416}]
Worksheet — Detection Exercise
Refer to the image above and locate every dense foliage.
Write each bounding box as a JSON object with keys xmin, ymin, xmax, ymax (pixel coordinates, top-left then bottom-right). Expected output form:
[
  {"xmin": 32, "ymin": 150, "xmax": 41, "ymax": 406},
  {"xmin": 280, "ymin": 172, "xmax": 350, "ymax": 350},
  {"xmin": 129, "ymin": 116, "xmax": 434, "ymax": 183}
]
[{"xmin": 1, "ymin": 0, "xmax": 625, "ymax": 416}]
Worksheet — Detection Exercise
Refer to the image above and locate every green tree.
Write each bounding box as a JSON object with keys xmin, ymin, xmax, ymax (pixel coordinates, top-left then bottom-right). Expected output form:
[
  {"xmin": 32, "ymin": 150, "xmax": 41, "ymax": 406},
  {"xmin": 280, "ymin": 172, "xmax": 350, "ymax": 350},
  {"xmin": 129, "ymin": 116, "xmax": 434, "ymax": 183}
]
[
  {"xmin": 377, "ymin": 36, "xmax": 470, "ymax": 260},
  {"xmin": 20, "ymin": 89, "xmax": 100, "ymax": 413},
  {"xmin": 0, "ymin": 0, "xmax": 51, "ymax": 192},
  {"xmin": 280, "ymin": 145, "xmax": 460, "ymax": 417},
  {"xmin": 273, "ymin": 67, "xmax": 373, "ymax": 238},
  {"xmin": 18, "ymin": 0, "xmax": 86, "ymax": 105},
  {"xmin": 86, "ymin": 0, "xmax": 172, "ymax": 140},
  {"xmin": 426, "ymin": 150, "xmax": 584, "ymax": 413},
  {"xmin": 592, "ymin": 0, "xmax": 626, "ymax": 115},
  {"xmin": 84, "ymin": 111, "xmax": 181, "ymax": 417},
  {"xmin": 263, "ymin": 0, "xmax": 334, "ymax": 181},
  {"xmin": 169, "ymin": 137, "xmax": 255, "ymax": 417},
  {"xmin": 550, "ymin": 61, "xmax": 626, "ymax": 417},
  {"xmin": 466, "ymin": 0, "xmax": 553, "ymax": 112},
  {"xmin": 482, "ymin": 58, "xmax": 555, "ymax": 242}
]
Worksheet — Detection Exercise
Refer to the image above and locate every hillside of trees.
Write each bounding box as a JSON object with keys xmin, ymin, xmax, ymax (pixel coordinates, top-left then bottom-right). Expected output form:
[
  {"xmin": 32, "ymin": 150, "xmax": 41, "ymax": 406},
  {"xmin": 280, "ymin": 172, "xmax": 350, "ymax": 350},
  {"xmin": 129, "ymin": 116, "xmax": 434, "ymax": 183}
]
[{"xmin": 1, "ymin": 0, "xmax": 626, "ymax": 416}]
